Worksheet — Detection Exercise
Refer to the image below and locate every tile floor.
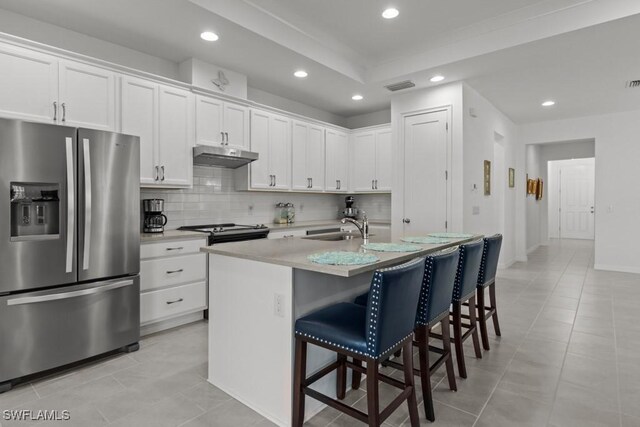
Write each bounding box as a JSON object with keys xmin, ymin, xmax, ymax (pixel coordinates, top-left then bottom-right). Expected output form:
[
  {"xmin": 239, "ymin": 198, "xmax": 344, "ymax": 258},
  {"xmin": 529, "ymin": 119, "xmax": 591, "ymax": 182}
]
[{"xmin": 1, "ymin": 239, "xmax": 639, "ymax": 427}]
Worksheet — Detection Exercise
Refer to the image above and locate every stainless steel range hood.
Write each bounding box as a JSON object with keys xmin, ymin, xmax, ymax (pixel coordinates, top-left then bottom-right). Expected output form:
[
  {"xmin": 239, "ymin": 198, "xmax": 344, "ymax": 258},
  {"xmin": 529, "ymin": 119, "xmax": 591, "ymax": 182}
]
[{"xmin": 193, "ymin": 145, "xmax": 259, "ymax": 169}]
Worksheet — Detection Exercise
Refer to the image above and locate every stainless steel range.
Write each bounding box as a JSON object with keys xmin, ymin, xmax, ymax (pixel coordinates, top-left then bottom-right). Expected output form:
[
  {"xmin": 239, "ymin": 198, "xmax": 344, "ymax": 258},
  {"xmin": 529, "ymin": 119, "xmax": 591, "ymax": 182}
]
[
  {"xmin": 0, "ymin": 118, "xmax": 140, "ymax": 393},
  {"xmin": 178, "ymin": 223, "xmax": 270, "ymax": 244}
]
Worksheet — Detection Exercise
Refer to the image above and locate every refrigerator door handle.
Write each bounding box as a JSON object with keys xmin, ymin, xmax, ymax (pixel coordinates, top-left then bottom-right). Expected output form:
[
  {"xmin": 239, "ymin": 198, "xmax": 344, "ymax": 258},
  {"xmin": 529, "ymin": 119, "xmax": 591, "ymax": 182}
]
[
  {"xmin": 65, "ymin": 137, "xmax": 75, "ymax": 273},
  {"xmin": 82, "ymin": 138, "xmax": 92, "ymax": 271},
  {"xmin": 6, "ymin": 279, "xmax": 135, "ymax": 306}
]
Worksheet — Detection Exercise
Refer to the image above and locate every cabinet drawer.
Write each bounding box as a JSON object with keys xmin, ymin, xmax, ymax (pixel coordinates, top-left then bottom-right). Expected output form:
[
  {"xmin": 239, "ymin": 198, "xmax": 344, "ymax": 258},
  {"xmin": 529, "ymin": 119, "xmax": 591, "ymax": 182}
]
[
  {"xmin": 140, "ymin": 253, "xmax": 206, "ymax": 291},
  {"xmin": 141, "ymin": 282, "xmax": 206, "ymax": 325},
  {"xmin": 141, "ymin": 238, "xmax": 206, "ymax": 259}
]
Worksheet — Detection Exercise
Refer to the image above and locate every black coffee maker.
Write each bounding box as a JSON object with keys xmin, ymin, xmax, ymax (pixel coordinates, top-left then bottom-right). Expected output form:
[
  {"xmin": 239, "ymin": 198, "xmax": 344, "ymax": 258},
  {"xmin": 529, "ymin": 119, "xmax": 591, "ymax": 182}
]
[
  {"xmin": 143, "ymin": 199, "xmax": 168, "ymax": 233},
  {"xmin": 342, "ymin": 196, "xmax": 359, "ymax": 219}
]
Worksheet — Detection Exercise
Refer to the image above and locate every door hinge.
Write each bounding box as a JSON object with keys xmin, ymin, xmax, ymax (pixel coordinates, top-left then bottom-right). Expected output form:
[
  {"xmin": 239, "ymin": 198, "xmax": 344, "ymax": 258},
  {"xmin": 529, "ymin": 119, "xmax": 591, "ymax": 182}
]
[
  {"xmin": 446, "ymin": 122, "xmax": 449, "ymax": 131},
  {"xmin": 445, "ymin": 221, "xmax": 448, "ymax": 229},
  {"xmin": 445, "ymin": 170, "xmax": 448, "ymax": 180}
]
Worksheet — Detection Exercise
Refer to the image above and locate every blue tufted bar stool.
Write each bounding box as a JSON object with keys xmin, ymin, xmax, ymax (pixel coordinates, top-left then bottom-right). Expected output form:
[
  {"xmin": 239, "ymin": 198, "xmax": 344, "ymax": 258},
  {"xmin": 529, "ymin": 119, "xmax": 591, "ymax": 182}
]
[
  {"xmin": 292, "ymin": 258, "xmax": 425, "ymax": 427},
  {"xmin": 475, "ymin": 234, "xmax": 503, "ymax": 350},
  {"xmin": 349, "ymin": 248, "xmax": 460, "ymax": 422},
  {"xmin": 437, "ymin": 239, "xmax": 484, "ymax": 379}
]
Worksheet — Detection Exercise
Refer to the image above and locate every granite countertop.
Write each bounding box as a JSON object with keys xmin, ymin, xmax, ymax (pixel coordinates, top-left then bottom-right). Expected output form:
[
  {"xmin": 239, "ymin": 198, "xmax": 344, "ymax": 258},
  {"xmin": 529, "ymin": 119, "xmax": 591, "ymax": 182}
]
[
  {"xmin": 202, "ymin": 232, "xmax": 480, "ymax": 277},
  {"xmin": 268, "ymin": 219, "xmax": 391, "ymax": 231},
  {"xmin": 141, "ymin": 230, "xmax": 208, "ymax": 243}
]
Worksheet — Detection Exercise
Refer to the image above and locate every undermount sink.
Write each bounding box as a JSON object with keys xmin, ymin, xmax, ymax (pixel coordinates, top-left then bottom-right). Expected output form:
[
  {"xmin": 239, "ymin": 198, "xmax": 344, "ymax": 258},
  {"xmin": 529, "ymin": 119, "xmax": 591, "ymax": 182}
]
[{"xmin": 303, "ymin": 232, "xmax": 373, "ymax": 241}]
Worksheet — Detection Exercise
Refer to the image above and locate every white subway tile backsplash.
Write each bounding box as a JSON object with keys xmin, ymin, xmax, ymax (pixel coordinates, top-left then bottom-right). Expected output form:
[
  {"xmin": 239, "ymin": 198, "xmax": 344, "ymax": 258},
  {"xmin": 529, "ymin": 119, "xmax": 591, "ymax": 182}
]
[{"xmin": 141, "ymin": 168, "xmax": 391, "ymax": 229}]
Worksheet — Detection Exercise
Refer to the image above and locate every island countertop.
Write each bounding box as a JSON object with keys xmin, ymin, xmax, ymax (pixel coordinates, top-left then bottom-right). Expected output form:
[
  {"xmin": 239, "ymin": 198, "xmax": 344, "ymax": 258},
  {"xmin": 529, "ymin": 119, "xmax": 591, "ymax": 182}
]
[{"xmin": 201, "ymin": 232, "xmax": 480, "ymax": 277}]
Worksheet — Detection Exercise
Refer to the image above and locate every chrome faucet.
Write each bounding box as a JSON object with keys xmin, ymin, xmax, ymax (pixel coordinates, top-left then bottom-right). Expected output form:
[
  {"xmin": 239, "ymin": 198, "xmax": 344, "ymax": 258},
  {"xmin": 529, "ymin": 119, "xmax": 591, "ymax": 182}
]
[{"xmin": 341, "ymin": 212, "xmax": 369, "ymax": 241}]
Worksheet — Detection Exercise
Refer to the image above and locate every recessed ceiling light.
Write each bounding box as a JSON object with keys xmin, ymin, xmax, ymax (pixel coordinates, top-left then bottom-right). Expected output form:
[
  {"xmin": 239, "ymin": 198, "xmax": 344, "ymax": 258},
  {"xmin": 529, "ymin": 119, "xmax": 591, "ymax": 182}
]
[
  {"xmin": 382, "ymin": 8, "xmax": 399, "ymax": 19},
  {"xmin": 430, "ymin": 75, "xmax": 445, "ymax": 82},
  {"xmin": 352, "ymin": 94, "xmax": 364, "ymax": 101},
  {"xmin": 200, "ymin": 31, "xmax": 219, "ymax": 42},
  {"xmin": 294, "ymin": 70, "xmax": 308, "ymax": 78},
  {"xmin": 541, "ymin": 100, "xmax": 556, "ymax": 107}
]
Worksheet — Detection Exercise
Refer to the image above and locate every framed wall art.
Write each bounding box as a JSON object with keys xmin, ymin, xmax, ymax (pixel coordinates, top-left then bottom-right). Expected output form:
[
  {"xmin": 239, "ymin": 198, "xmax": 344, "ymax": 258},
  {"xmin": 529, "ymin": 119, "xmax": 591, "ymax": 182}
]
[
  {"xmin": 509, "ymin": 168, "xmax": 515, "ymax": 188},
  {"xmin": 484, "ymin": 160, "xmax": 491, "ymax": 195}
]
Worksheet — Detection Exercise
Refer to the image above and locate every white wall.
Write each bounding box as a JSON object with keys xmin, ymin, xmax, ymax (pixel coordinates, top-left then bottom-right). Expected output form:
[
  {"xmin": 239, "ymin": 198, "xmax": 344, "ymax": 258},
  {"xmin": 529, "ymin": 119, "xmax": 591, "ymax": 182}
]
[
  {"xmin": 390, "ymin": 82, "xmax": 465, "ymax": 239},
  {"xmin": 521, "ymin": 110, "xmax": 640, "ymax": 273},
  {"xmin": 345, "ymin": 109, "xmax": 391, "ymax": 129},
  {"xmin": 462, "ymin": 84, "xmax": 519, "ymax": 267},
  {"xmin": 246, "ymin": 87, "xmax": 347, "ymax": 127}
]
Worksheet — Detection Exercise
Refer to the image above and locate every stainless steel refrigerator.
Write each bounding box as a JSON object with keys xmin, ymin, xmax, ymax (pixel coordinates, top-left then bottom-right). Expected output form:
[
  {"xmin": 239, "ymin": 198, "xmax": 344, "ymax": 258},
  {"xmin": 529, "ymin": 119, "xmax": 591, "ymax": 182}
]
[{"xmin": 0, "ymin": 118, "xmax": 140, "ymax": 392}]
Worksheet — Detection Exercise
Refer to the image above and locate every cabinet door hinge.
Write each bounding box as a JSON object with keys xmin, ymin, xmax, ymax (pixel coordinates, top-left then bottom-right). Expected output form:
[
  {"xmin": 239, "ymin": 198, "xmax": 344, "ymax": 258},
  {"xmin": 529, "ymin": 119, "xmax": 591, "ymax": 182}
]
[{"xmin": 445, "ymin": 221, "xmax": 448, "ymax": 230}]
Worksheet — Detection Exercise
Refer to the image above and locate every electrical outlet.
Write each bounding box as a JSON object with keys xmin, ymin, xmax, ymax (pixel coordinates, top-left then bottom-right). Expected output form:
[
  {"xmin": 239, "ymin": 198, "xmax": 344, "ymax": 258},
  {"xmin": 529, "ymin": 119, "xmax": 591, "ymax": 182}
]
[{"xmin": 274, "ymin": 294, "xmax": 285, "ymax": 317}]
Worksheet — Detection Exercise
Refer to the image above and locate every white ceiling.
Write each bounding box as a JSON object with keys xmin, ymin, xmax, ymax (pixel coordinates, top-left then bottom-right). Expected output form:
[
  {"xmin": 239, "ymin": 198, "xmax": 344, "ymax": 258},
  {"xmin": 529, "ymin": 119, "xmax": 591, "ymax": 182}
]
[{"xmin": 0, "ymin": 0, "xmax": 638, "ymax": 123}]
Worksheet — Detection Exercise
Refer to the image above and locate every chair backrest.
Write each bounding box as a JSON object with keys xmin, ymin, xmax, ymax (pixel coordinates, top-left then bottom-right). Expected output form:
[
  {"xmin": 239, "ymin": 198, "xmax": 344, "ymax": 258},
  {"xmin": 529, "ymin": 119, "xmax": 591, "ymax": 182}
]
[
  {"xmin": 365, "ymin": 257, "xmax": 425, "ymax": 359},
  {"xmin": 452, "ymin": 239, "xmax": 484, "ymax": 302},
  {"xmin": 416, "ymin": 247, "xmax": 460, "ymax": 326},
  {"xmin": 478, "ymin": 234, "xmax": 503, "ymax": 287}
]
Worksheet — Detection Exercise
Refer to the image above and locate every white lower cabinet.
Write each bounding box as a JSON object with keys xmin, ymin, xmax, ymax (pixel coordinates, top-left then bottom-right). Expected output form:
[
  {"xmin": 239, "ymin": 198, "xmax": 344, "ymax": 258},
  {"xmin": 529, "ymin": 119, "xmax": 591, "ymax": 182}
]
[{"xmin": 140, "ymin": 237, "xmax": 207, "ymax": 332}]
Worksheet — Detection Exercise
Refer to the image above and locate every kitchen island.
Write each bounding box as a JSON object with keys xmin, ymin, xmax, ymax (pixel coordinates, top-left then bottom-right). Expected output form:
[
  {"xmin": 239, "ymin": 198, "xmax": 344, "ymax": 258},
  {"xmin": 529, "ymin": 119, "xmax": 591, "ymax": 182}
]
[{"xmin": 202, "ymin": 232, "xmax": 478, "ymax": 427}]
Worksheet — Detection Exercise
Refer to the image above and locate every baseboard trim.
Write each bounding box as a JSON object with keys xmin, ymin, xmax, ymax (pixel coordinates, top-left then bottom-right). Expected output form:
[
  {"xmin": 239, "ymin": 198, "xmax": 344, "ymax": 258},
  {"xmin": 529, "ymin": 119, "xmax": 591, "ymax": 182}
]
[
  {"xmin": 593, "ymin": 264, "xmax": 640, "ymax": 274},
  {"xmin": 141, "ymin": 311, "xmax": 204, "ymax": 336},
  {"xmin": 527, "ymin": 244, "xmax": 540, "ymax": 255}
]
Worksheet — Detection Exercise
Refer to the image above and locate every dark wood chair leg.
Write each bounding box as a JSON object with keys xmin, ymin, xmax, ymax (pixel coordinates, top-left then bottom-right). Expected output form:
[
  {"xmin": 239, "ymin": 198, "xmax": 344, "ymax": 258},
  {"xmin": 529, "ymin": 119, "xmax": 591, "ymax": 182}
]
[
  {"xmin": 416, "ymin": 326, "xmax": 434, "ymax": 422},
  {"xmin": 440, "ymin": 317, "xmax": 457, "ymax": 392},
  {"xmin": 477, "ymin": 287, "xmax": 491, "ymax": 351},
  {"xmin": 402, "ymin": 341, "xmax": 420, "ymax": 427},
  {"xmin": 292, "ymin": 337, "xmax": 307, "ymax": 427},
  {"xmin": 452, "ymin": 302, "xmax": 467, "ymax": 378},
  {"xmin": 337, "ymin": 354, "xmax": 347, "ymax": 400},
  {"xmin": 394, "ymin": 349, "xmax": 402, "ymax": 358},
  {"xmin": 469, "ymin": 296, "xmax": 483, "ymax": 359},
  {"xmin": 352, "ymin": 358, "xmax": 363, "ymax": 390},
  {"xmin": 366, "ymin": 359, "xmax": 381, "ymax": 427},
  {"xmin": 489, "ymin": 283, "xmax": 501, "ymax": 336}
]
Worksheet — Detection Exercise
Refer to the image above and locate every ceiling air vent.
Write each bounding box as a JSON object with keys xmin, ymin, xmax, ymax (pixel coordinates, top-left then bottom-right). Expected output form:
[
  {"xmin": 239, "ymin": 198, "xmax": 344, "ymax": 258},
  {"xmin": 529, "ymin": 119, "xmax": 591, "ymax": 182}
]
[
  {"xmin": 626, "ymin": 80, "xmax": 640, "ymax": 88},
  {"xmin": 384, "ymin": 80, "xmax": 416, "ymax": 92}
]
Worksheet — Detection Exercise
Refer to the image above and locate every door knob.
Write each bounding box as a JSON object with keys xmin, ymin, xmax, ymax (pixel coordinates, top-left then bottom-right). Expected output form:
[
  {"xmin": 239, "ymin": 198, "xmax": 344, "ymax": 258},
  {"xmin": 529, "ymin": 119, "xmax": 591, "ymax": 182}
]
[{"xmin": 402, "ymin": 218, "xmax": 411, "ymax": 224}]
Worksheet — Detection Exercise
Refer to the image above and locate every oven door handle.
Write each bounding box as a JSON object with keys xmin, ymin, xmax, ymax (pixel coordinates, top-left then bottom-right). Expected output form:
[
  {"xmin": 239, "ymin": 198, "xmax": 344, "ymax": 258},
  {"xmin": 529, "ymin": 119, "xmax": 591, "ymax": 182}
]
[{"xmin": 6, "ymin": 279, "xmax": 134, "ymax": 306}]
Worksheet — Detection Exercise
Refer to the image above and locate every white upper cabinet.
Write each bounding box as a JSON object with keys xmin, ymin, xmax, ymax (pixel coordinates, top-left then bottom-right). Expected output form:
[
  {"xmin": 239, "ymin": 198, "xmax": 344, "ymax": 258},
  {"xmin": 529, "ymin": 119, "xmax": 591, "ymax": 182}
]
[
  {"xmin": 249, "ymin": 109, "xmax": 291, "ymax": 190},
  {"xmin": 223, "ymin": 102, "xmax": 249, "ymax": 149},
  {"xmin": 375, "ymin": 128, "xmax": 392, "ymax": 191},
  {"xmin": 325, "ymin": 129, "xmax": 348, "ymax": 192},
  {"xmin": 0, "ymin": 44, "xmax": 58, "ymax": 123},
  {"xmin": 351, "ymin": 131, "xmax": 377, "ymax": 192},
  {"xmin": 351, "ymin": 127, "xmax": 392, "ymax": 192},
  {"xmin": 158, "ymin": 86, "xmax": 193, "ymax": 187},
  {"xmin": 292, "ymin": 120, "xmax": 325, "ymax": 191},
  {"xmin": 59, "ymin": 60, "xmax": 116, "ymax": 130},
  {"xmin": 195, "ymin": 95, "xmax": 248, "ymax": 149},
  {"xmin": 120, "ymin": 76, "xmax": 158, "ymax": 185},
  {"xmin": 120, "ymin": 76, "xmax": 193, "ymax": 187}
]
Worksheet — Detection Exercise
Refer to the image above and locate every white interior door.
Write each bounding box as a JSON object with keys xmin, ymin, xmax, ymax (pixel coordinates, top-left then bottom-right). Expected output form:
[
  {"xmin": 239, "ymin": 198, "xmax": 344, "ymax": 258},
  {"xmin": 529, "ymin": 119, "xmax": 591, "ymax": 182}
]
[
  {"xmin": 402, "ymin": 110, "xmax": 449, "ymax": 235},
  {"xmin": 560, "ymin": 158, "xmax": 595, "ymax": 239}
]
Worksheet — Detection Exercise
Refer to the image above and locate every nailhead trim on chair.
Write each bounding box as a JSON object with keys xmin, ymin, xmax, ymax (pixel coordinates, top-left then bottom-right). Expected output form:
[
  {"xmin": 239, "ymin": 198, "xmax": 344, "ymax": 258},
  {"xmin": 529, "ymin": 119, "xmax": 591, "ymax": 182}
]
[
  {"xmin": 478, "ymin": 240, "xmax": 488, "ymax": 286},
  {"xmin": 296, "ymin": 257, "xmax": 423, "ymax": 360},
  {"xmin": 294, "ymin": 331, "xmax": 414, "ymax": 360},
  {"xmin": 452, "ymin": 245, "xmax": 466, "ymax": 301},
  {"xmin": 416, "ymin": 256, "xmax": 434, "ymax": 325}
]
